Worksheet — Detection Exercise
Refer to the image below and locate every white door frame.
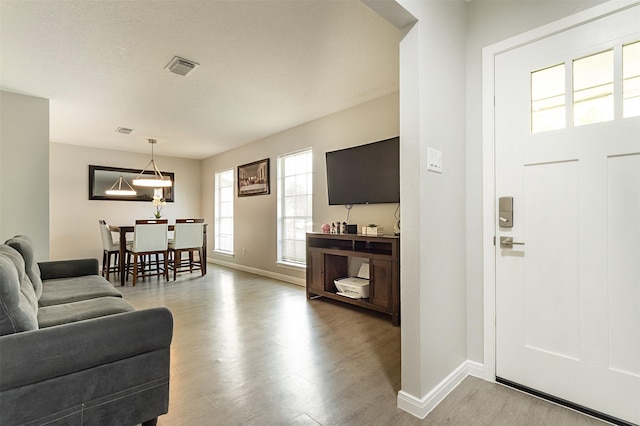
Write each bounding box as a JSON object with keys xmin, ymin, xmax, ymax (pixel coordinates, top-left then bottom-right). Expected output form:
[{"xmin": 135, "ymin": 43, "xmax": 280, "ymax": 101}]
[{"xmin": 481, "ymin": 0, "xmax": 640, "ymax": 383}]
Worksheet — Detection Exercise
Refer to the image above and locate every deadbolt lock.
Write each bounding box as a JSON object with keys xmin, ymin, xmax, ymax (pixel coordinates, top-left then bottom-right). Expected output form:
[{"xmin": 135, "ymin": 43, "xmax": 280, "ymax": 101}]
[{"xmin": 499, "ymin": 196, "xmax": 513, "ymax": 228}]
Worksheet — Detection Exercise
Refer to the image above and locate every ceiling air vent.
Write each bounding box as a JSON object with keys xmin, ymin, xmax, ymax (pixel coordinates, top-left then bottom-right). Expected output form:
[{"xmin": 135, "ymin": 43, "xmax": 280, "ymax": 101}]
[
  {"xmin": 116, "ymin": 127, "xmax": 133, "ymax": 134},
  {"xmin": 165, "ymin": 56, "xmax": 199, "ymax": 76}
]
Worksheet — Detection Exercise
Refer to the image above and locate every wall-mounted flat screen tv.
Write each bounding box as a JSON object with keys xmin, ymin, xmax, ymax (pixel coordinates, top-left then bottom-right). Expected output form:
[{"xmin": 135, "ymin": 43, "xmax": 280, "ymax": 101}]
[{"xmin": 325, "ymin": 136, "xmax": 400, "ymax": 205}]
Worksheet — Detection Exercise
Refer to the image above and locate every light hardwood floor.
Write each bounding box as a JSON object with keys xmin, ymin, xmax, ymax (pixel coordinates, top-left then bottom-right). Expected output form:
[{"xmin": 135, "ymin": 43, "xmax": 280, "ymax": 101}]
[{"xmin": 117, "ymin": 265, "xmax": 608, "ymax": 426}]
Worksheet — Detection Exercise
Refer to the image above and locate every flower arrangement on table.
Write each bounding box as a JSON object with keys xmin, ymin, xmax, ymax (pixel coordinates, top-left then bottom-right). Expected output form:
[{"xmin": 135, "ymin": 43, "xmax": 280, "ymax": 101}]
[{"xmin": 152, "ymin": 195, "xmax": 166, "ymax": 218}]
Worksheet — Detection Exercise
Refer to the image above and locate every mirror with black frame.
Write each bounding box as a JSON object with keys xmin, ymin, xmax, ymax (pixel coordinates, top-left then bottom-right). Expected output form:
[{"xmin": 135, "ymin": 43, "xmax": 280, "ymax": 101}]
[{"xmin": 89, "ymin": 165, "xmax": 174, "ymax": 202}]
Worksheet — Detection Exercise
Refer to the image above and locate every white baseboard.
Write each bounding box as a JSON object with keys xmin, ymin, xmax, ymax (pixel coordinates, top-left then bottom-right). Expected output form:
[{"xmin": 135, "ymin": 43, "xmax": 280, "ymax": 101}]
[
  {"xmin": 207, "ymin": 257, "xmax": 305, "ymax": 287},
  {"xmin": 397, "ymin": 360, "xmax": 485, "ymax": 419},
  {"xmin": 466, "ymin": 360, "xmax": 484, "ymax": 379}
]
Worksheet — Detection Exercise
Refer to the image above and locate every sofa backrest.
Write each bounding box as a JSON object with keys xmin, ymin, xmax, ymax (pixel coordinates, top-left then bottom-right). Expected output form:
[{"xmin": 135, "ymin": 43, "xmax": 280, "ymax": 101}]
[
  {"xmin": 5, "ymin": 235, "xmax": 43, "ymax": 299},
  {"xmin": 0, "ymin": 245, "xmax": 39, "ymax": 335}
]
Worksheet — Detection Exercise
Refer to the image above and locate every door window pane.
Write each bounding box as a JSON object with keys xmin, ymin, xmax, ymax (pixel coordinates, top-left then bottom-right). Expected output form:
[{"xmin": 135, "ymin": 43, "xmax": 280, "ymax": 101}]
[
  {"xmin": 573, "ymin": 50, "xmax": 614, "ymax": 126},
  {"xmin": 623, "ymin": 41, "xmax": 640, "ymax": 118},
  {"xmin": 531, "ymin": 64, "xmax": 566, "ymax": 133}
]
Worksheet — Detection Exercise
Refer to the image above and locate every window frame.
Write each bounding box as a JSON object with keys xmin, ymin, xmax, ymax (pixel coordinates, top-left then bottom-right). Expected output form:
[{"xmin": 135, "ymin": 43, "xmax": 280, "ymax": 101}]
[
  {"xmin": 214, "ymin": 168, "xmax": 235, "ymax": 256},
  {"xmin": 276, "ymin": 148, "xmax": 313, "ymax": 268}
]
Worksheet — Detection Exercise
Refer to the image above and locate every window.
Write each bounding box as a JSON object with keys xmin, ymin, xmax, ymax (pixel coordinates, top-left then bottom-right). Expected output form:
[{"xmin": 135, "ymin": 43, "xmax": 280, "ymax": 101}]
[
  {"xmin": 573, "ymin": 49, "xmax": 614, "ymax": 126},
  {"xmin": 530, "ymin": 39, "xmax": 640, "ymax": 133},
  {"xmin": 277, "ymin": 149, "xmax": 312, "ymax": 266},
  {"xmin": 214, "ymin": 169, "xmax": 234, "ymax": 254},
  {"xmin": 531, "ymin": 63, "xmax": 566, "ymax": 133},
  {"xmin": 623, "ymin": 41, "xmax": 640, "ymax": 118}
]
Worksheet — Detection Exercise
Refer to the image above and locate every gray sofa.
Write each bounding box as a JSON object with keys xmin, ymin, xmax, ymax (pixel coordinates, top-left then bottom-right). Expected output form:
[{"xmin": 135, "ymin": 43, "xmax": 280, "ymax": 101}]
[{"xmin": 0, "ymin": 235, "xmax": 173, "ymax": 425}]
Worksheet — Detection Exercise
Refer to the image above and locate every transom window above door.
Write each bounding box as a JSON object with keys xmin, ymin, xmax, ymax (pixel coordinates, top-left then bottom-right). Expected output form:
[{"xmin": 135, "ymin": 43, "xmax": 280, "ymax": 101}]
[{"xmin": 530, "ymin": 39, "xmax": 640, "ymax": 134}]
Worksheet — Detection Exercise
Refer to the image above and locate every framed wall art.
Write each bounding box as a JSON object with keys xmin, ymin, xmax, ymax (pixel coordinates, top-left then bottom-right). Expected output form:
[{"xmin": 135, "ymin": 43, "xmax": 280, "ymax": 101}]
[{"xmin": 237, "ymin": 158, "xmax": 270, "ymax": 197}]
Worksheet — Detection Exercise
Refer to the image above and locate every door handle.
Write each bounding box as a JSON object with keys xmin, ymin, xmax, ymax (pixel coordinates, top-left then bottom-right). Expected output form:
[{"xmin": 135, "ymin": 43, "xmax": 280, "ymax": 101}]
[{"xmin": 500, "ymin": 236, "xmax": 525, "ymax": 249}]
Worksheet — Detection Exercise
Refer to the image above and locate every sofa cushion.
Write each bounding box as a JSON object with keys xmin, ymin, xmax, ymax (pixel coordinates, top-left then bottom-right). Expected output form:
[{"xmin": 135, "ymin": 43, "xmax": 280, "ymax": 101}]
[
  {"xmin": 38, "ymin": 275, "xmax": 123, "ymax": 307},
  {"xmin": 0, "ymin": 246, "xmax": 39, "ymax": 335},
  {"xmin": 4, "ymin": 235, "xmax": 43, "ymax": 299},
  {"xmin": 0, "ymin": 246, "xmax": 39, "ymax": 313},
  {"xmin": 37, "ymin": 297, "xmax": 135, "ymax": 328}
]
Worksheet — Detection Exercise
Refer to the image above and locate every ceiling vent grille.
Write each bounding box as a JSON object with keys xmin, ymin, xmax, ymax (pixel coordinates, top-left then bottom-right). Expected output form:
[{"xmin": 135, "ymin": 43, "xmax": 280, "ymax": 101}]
[
  {"xmin": 165, "ymin": 56, "xmax": 199, "ymax": 76},
  {"xmin": 116, "ymin": 127, "xmax": 133, "ymax": 134}
]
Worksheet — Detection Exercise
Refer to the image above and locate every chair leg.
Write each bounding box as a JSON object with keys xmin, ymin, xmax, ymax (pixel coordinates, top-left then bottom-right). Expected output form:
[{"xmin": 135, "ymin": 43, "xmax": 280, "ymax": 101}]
[
  {"xmin": 133, "ymin": 253, "xmax": 139, "ymax": 286},
  {"xmin": 106, "ymin": 251, "xmax": 116, "ymax": 281},
  {"xmin": 106, "ymin": 251, "xmax": 111, "ymax": 280},
  {"xmin": 174, "ymin": 250, "xmax": 180, "ymax": 281},
  {"xmin": 113, "ymin": 251, "xmax": 119, "ymax": 277},
  {"xmin": 126, "ymin": 252, "xmax": 132, "ymax": 283},
  {"xmin": 163, "ymin": 251, "xmax": 169, "ymax": 281},
  {"xmin": 101, "ymin": 251, "xmax": 107, "ymax": 277},
  {"xmin": 199, "ymin": 248, "xmax": 205, "ymax": 276}
]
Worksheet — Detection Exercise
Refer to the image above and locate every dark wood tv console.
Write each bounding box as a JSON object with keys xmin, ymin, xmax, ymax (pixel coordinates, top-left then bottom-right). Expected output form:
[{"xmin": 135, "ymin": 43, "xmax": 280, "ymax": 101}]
[{"xmin": 306, "ymin": 232, "xmax": 400, "ymax": 326}]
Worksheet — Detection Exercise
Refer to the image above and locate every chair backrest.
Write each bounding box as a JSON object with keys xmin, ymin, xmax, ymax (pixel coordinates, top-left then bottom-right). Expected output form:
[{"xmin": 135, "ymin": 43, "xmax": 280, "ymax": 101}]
[
  {"xmin": 176, "ymin": 218, "xmax": 205, "ymax": 223},
  {"xmin": 173, "ymin": 223, "xmax": 204, "ymax": 250},
  {"xmin": 98, "ymin": 220, "xmax": 116, "ymax": 250},
  {"xmin": 136, "ymin": 219, "xmax": 168, "ymax": 225},
  {"xmin": 132, "ymin": 219, "xmax": 168, "ymax": 252}
]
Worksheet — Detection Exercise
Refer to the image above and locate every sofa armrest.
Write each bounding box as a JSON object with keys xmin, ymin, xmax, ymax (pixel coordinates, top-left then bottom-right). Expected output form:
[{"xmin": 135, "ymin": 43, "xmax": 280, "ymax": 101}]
[
  {"xmin": 0, "ymin": 307, "xmax": 173, "ymax": 391},
  {"xmin": 38, "ymin": 258, "xmax": 99, "ymax": 280}
]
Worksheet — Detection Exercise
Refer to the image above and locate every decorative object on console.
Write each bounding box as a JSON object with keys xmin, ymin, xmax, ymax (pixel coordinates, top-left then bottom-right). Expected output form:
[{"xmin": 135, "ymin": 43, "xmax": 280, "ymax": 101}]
[
  {"xmin": 238, "ymin": 158, "xmax": 270, "ymax": 196},
  {"xmin": 346, "ymin": 224, "xmax": 358, "ymax": 234},
  {"xmin": 321, "ymin": 223, "xmax": 330, "ymax": 234},
  {"xmin": 133, "ymin": 139, "xmax": 173, "ymax": 188},
  {"xmin": 362, "ymin": 224, "xmax": 383, "ymax": 236},
  {"xmin": 394, "ymin": 204, "xmax": 400, "ymax": 235}
]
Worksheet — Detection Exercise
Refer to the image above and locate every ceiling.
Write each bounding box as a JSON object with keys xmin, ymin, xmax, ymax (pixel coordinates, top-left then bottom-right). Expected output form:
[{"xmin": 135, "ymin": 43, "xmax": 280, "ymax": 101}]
[{"xmin": 0, "ymin": 1, "xmax": 399, "ymax": 160}]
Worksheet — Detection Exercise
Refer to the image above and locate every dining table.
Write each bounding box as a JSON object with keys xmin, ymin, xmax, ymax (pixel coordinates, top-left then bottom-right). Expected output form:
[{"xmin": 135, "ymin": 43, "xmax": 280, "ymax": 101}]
[{"xmin": 110, "ymin": 223, "xmax": 207, "ymax": 287}]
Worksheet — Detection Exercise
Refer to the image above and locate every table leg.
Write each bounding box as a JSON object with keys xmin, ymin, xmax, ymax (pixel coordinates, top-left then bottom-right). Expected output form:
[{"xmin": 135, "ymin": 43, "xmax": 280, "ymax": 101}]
[
  {"xmin": 119, "ymin": 230, "xmax": 127, "ymax": 286},
  {"xmin": 202, "ymin": 225, "xmax": 207, "ymax": 275}
]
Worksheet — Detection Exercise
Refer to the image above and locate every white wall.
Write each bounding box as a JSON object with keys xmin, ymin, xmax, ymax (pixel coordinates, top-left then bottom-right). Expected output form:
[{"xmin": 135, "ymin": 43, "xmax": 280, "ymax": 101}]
[
  {"xmin": 464, "ymin": 0, "xmax": 606, "ymax": 363},
  {"xmin": 201, "ymin": 93, "xmax": 399, "ymax": 284},
  {"xmin": 49, "ymin": 143, "xmax": 202, "ymax": 261},
  {"xmin": 0, "ymin": 90, "xmax": 50, "ymax": 260},
  {"xmin": 396, "ymin": 0, "xmax": 469, "ymax": 405}
]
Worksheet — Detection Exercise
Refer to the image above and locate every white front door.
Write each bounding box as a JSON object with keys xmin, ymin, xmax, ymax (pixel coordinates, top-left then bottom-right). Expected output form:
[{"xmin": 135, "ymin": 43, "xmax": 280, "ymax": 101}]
[{"xmin": 495, "ymin": 5, "xmax": 640, "ymax": 424}]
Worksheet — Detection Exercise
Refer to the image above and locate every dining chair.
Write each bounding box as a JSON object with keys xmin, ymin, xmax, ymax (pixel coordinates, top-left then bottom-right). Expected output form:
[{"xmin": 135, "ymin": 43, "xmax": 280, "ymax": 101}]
[
  {"xmin": 168, "ymin": 218, "xmax": 204, "ymax": 281},
  {"xmin": 126, "ymin": 219, "xmax": 169, "ymax": 286},
  {"xmin": 98, "ymin": 219, "xmax": 119, "ymax": 280}
]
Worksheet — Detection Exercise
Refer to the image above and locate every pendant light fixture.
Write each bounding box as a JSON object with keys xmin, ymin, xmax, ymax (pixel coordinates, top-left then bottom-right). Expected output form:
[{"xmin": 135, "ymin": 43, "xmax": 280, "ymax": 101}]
[
  {"xmin": 133, "ymin": 139, "xmax": 172, "ymax": 187},
  {"xmin": 105, "ymin": 175, "xmax": 137, "ymax": 196}
]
